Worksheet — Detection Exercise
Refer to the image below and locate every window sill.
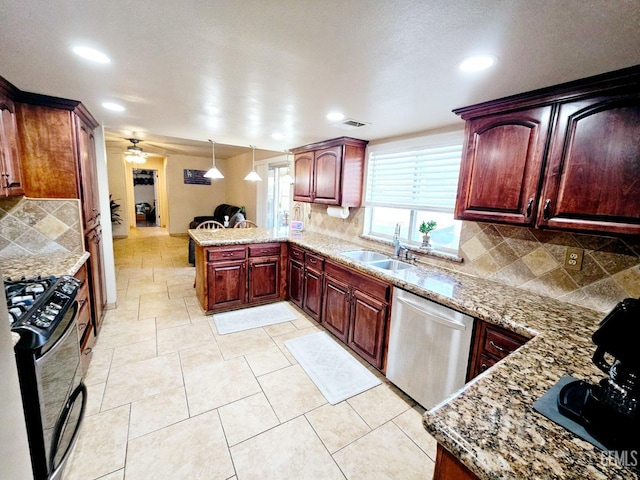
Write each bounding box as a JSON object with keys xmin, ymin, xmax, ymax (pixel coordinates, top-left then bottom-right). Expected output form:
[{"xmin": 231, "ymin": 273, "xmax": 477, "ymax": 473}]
[{"xmin": 359, "ymin": 234, "xmax": 464, "ymax": 263}]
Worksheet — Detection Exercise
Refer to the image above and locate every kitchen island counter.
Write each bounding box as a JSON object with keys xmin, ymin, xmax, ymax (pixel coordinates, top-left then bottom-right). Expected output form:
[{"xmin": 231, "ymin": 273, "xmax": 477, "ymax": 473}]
[{"xmin": 189, "ymin": 227, "xmax": 632, "ymax": 479}]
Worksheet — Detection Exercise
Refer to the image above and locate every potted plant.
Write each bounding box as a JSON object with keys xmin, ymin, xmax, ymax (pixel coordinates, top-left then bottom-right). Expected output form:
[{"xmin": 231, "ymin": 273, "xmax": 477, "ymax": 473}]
[
  {"xmin": 419, "ymin": 220, "xmax": 437, "ymax": 247},
  {"xmin": 110, "ymin": 195, "xmax": 122, "ymax": 225}
]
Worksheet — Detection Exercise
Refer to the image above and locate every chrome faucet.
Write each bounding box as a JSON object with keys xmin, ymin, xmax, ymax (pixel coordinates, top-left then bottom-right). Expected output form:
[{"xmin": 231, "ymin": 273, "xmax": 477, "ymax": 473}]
[{"xmin": 393, "ymin": 223, "xmax": 405, "ymax": 257}]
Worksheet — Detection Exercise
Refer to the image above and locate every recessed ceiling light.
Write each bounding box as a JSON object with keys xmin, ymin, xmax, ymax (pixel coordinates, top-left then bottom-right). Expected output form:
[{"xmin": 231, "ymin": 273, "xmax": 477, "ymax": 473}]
[
  {"xmin": 72, "ymin": 46, "xmax": 111, "ymax": 63},
  {"xmin": 459, "ymin": 55, "xmax": 497, "ymax": 72},
  {"xmin": 326, "ymin": 112, "xmax": 345, "ymax": 122},
  {"xmin": 102, "ymin": 102, "xmax": 125, "ymax": 112},
  {"xmin": 271, "ymin": 132, "xmax": 285, "ymax": 140}
]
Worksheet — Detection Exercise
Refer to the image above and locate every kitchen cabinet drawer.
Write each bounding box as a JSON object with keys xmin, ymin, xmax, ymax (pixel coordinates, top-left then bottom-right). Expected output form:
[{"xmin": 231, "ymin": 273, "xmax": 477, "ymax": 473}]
[
  {"xmin": 289, "ymin": 246, "xmax": 305, "ymax": 262},
  {"xmin": 467, "ymin": 319, "xmax": 528, "ymax": 380},
  {"xmin": 207, "ymin": 246, "xmax": 246, "ymax": 261},
  {"xmin": 249, "ymin": 243, "xmax": 281, "ymax": 257},
  {"xmin": 483, "ymin": 327, "xmax": 526, "ymax": 359},
  {"xmin": 325, "ymin": 261, "xmax": 391, "ymax": 302},
  {"xmin": 305, "ymin": 253, "xmax": 324, "ymax": 271}
]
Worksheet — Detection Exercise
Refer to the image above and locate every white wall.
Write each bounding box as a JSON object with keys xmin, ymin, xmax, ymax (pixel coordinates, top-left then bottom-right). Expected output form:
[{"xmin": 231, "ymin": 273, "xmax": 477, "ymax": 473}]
[
  {"xmin": 164, "ymin": 154, "xmax": 227, "ymax": 235},
  {"xmin": 134, "ymin": 184, "xmax": 155, "ymax": 206}
]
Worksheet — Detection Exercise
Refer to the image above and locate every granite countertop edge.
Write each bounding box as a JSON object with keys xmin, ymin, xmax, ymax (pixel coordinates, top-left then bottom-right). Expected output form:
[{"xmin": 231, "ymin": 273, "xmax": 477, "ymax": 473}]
[
  {"xmin": 191, "ymin": 228, "xmax": 628, "ymax": 479},
  {"xmin": 0, "ymin": 251, "xmax": 90, "ymax": 280}
]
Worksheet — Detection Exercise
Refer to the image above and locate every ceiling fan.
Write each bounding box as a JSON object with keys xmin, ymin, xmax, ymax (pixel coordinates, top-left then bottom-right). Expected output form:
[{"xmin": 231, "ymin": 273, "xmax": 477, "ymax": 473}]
[{"xmin": 124, "ymin": 138, "xmax": 148, "ymax": 164}]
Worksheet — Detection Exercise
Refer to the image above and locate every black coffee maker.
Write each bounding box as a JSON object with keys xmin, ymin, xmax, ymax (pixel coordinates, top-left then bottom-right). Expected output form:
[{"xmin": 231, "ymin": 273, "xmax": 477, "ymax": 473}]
[{"xmin": 558, "ymin": 298, "xmax": 640, "ymax": 451}]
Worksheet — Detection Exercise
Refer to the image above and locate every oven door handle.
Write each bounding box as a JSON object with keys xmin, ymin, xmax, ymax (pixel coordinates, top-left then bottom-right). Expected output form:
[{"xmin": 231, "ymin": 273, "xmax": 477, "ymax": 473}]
[{"xmin": 48, "ymin": 382, "xmax": 87, "ymax": 479}]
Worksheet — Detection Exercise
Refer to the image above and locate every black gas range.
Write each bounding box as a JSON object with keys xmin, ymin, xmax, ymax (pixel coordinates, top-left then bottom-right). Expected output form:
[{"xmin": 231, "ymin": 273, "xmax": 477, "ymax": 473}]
[{"xmin": 6, "ymin": 275, "xmax": 87, "ymax": 480}]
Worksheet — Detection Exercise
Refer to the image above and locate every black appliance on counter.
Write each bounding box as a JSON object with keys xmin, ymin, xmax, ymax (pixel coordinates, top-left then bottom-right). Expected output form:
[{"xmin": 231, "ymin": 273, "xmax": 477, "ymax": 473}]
[
  {"xmin": 7, "ymin": 275, "xmax": 86, "ymax": 480},
  {"xmin": 558, "ymin": 298, "xmax": 640, "ymax": 452}
]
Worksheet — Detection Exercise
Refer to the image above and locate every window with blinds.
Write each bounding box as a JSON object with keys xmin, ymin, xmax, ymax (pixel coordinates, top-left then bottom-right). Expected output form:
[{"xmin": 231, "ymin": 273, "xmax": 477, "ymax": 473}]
[
  {"xmin": 363, "ymin": 141, "xmax": 463, "ymax": 254},
  {"xmin": 365, "ymin": 144, "xmax": 463, "ymax": 212}
]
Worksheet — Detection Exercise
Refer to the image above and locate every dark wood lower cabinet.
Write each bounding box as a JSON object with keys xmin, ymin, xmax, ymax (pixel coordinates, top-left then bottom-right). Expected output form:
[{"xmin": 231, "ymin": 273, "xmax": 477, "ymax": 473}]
[
  {"xmin": 302, "ymin": 266, "xmax": 323, "ymax": 321},
  {"xmin": 349, "ymin": 290, "xmax": 387, "ymax": 368},
  {"xmin": 433, "ymin": 444, "xmax": 479, "ymax": 480},
  {"xmin": 248, "ymin": 256, "xmax": 280, "ymax": 302},
  {"xmin": 322, "ymin": 275, "xmax": 351, "ymax": 342},
  {"xmin": 197, "ymin": 242, "xmax": 284, "ymax": 313},
  {"xmin": 208, "ymin": 260, "xmax": 246, "ymax": 310},
  {"xmin": 288, "ymin": 259, "xmax": 304, "ymax": 308}
]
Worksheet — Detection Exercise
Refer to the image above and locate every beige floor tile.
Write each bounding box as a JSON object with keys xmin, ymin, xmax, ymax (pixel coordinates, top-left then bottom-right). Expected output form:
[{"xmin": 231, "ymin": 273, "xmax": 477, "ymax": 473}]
[
  {"xmin": 138, "ymin": 298, "xmax": 188, "ymax": 319},
  {"xmin": 101, "ymin": 353, "xmax": 183, "ymax": 410},
  {"xmin": 183, "ymin": 356, "xmax": 261, "ymax": 415},
  {"xmin": 103, "ymin": 306, "xmax": 139, "ymax": 323},
  {"xmin": 258, "ymin": 364, "xmax": 327, "ymax": 422},
  {"xmin": 245, "ymin": 345, "xmax": 291, "ymax": 376},
  {"xmin": 85, "ymin": 381, "xmax": 106, "ymax": 417},
  {"xmin": 95, "ymin": 470, "xmax": 124, "ymax": 480},
  {"xmin": 156, "ymin": 321, "xmax": 215, "ymax": 355},
  {"xmin": 393, "ymin": 406, "xmax": 438, "ymax": 461},
  {"xmin": 155, "ymin": 313, "xmax": 192, "ymax": 330},
  {"xmin": 305, "ymin": 402, "xmax": 371, "ymax": 453},
  {"xmin": 64, "ymin": 404, "xmax": 130, "ymax": 480},
  {"xmin": 333, "ymin": 421, "xmax": 434, "ymax": 480},
  {"xmin": 179, "ymin": 342, "xmax": 224, "ymax": 372},
  {"xmin": 129, "ymin": 387, "xmax": 189, "ymax": 439},
  {"xmin": 83, "ymin": 347, "xmax": 113, "ymax": 386},
  {"xmin": 231, "ymin": 416, "xmax": 345, "ymax": 480},
  {"xmin": 263, "ymin": 321, "xmax": 298, "ymax": 337},
  {"xmin": 111, "ymin": 339, "xmax": 157, "ymax": 368},
  {"xmin": 126, "ymin": 410, "xmax": 234, "ymax": 480},
  {"xmin": 217, "ymin": 331, "xmax": 277, "ymax": 360},
  {"xmin": 96, "ymin": 318, "xmax": 156, "ymax": 350},
  {"xmin": 218, "ymin": 392, "xmax": 279, "ymax": 446},
  {"xmin": 347, "ymin": 383, "xmax": 414, "ymax": 429}
]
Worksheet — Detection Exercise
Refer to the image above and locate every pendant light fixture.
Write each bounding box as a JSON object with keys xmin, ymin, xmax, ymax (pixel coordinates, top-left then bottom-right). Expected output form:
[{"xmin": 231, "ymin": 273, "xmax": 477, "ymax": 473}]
[
  {"xmin": 244, "ymin": 145, "xmax": 262, "ymax": 182},
  {"xmin": 204, "ymin": 139, "xmax": 224, "ymax": 179},
  {"xmin": 281, "ymin": 150, "xmax": 294, "ymax": 185},
  {"xmin": 124, "ymin": 138, "xmax": 148, "ymax": 164}
]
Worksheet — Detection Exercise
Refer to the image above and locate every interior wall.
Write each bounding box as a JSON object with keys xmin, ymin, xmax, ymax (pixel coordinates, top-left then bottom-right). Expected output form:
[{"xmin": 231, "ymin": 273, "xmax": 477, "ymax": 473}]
[
  {"xmin": 106, "ymin": 148, "xmax": 130, "ymax": 238},
  {"xmin": 164, "ymin": 154, "xmax": 227, "ymax": 235}
]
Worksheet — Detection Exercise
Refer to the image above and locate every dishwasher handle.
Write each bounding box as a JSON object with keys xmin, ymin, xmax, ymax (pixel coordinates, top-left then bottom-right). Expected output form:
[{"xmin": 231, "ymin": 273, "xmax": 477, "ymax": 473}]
[{"xmin": 396, "ymin": 296, "xmax": 468, "ymax": 331}]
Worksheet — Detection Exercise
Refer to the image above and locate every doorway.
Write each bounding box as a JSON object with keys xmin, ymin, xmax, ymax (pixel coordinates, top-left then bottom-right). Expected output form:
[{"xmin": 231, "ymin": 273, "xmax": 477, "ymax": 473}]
[
  {"xmin": 266, "ymin": 163, "xmax": 292, "ymax": 228},
  {"xmin": 133, "ymin": 169, "xmax": 158, "ymax": 227}
]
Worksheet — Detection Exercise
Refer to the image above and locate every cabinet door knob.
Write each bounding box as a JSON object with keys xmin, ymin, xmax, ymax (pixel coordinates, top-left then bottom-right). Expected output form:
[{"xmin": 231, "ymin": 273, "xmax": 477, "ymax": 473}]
[
  {"xmin": 543, "ymin": 199, "xmax": 551, "ymax": 220},
  {"xmin": 525, "ymin": 198, "xmax": 534, "ymax": 218}
]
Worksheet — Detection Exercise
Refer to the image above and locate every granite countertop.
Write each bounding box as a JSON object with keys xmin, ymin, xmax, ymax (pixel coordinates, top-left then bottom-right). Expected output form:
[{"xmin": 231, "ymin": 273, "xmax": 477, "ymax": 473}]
[
  {"xmin": 0, "ymin": 252, "xmax": 90, "ymax": 280},
  {"xmin": 189, "ymin": 228, "xmax": 633, "ymax": 479}
]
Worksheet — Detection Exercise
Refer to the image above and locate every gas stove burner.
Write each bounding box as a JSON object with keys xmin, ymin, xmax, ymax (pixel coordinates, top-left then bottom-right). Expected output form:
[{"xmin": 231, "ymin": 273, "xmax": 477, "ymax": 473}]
[{"xmin": 6, "ymin": 275, "xmax": 81, "ymax": 349}]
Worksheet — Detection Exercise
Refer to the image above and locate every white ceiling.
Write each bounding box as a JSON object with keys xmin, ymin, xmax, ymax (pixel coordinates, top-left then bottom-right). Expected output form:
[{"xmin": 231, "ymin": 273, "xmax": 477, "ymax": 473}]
[{"xmin": 1, "ymin": 1, "xmax": 639, "ymax": 158}]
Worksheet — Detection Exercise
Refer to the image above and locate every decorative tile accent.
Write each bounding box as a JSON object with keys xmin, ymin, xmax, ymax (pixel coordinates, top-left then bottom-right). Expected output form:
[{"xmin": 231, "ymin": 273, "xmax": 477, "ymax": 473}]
[{"xmin": 0, "ymin": 197, "xmax": 83, "ymax": 258}]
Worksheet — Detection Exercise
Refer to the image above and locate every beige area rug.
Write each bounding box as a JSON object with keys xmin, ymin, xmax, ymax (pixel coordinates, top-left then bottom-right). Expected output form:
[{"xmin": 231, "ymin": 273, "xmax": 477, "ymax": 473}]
[
  {"xmin": 285, "ymin": 332, "xmax": 381, "ymax": 404},
  {"xmin": 213, "ymin": 302, "xmax": 297, "ymax": 334}
]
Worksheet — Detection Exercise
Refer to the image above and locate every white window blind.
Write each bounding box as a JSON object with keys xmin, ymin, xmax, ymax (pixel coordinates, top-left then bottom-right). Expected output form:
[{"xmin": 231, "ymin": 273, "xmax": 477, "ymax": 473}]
[{"xmin": 365, "ymin": 144, "xmax": 463, "ymax": 212}]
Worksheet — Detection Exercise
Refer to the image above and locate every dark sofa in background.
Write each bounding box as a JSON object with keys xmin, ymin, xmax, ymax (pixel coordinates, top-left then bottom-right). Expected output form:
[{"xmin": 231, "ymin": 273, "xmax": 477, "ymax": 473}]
[{"xmin": 187, "ymin": 204, "xmax": 244, "ymax": 264}]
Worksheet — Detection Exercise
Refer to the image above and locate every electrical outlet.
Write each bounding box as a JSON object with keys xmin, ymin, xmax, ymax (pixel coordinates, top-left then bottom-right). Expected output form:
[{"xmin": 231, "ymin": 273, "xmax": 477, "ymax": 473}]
[{"xmin": 564, "ymin": 247, "xmax": 584, "ymax": 271}]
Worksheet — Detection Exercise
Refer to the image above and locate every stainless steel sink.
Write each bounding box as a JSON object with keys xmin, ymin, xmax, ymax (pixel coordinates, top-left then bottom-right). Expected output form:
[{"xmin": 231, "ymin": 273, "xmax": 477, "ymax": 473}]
[
  {"xmin": 368, "ymin": 259, "xmax": 414, "ymax": 272},
  {"xmin": 341, "ymin": 250, "xmax": 389, "ymax": 262}
]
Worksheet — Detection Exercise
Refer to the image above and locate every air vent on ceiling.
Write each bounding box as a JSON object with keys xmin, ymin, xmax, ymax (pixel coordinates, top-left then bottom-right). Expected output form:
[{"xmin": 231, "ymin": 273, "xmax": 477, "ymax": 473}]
[{"xmin": 331, "ymin": 118, "xmax": 371, "ymax": 130}]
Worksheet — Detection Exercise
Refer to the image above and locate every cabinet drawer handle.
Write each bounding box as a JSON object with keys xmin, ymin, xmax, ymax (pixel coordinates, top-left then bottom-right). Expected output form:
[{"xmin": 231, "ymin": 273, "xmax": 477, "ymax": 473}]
[
  {"xmin": 309, "ymin": 258, "xmax": 317, "ymax": 264},
  {"xmin": 543, "ymin": 199, "xmax": 551, "ymax": 220},
  {"xmin": 489, "ymin": 340, "xmax": 513, "ymax": 355},
  {"xmin": 84, "ymin": 347, "xmax": 92, "ymax": 355},
  {"xmin": 222, "ymin": 253, "xmax": 234, "ymax": 257},
  {"xmin": 525, "ymin": 198, "xmax": 534, "ymax": 218}
]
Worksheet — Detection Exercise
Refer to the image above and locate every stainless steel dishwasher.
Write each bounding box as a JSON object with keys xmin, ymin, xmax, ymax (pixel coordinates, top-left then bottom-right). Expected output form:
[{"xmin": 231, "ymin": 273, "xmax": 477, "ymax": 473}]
[{"xmin": 386, "ymin": 288, "xmax": 474, "ymax": 410}]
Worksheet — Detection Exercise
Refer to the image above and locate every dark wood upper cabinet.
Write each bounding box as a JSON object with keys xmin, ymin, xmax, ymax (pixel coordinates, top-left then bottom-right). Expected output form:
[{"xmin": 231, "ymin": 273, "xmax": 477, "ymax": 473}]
[
  {"xmin": 0, "ymin": 85, "xmax": 24, "ymax": 197},
  {"xmin": 455, "ymin": 106, "xmax": 552, "ymax": 226},
  {"xmin": 538, "ymin": 95, "xmax": 640, "ymax": 234},
  {"xmin": 454, "ymin": 65, "xmax": 640, "ymax": 236},
  {"xmin": 291, "ymin": 137, "xmax": 368, "ymax": 207}
]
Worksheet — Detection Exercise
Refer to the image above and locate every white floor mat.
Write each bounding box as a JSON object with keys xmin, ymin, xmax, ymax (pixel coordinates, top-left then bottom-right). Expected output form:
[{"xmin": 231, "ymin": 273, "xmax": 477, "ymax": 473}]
[
  {"xmin": 284, "ymin": 332, "xmax": 381, "ymax": 404},
  {"xmin": 213, "ymin": 302, "xmax": 297, "ymax": 334}
]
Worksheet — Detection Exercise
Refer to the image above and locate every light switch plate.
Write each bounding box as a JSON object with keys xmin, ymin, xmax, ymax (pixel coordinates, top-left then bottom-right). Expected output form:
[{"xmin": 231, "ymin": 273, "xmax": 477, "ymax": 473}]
[{"xmin": 564, "ymin": 247, "xmax": 584, "ymax": 271}]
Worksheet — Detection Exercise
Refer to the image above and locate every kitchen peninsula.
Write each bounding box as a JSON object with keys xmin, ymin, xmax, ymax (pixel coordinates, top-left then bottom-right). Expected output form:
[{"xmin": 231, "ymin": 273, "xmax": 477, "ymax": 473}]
[{"xmin": 189, "ymin": 227, "xmax": 632, "ymax": 479}]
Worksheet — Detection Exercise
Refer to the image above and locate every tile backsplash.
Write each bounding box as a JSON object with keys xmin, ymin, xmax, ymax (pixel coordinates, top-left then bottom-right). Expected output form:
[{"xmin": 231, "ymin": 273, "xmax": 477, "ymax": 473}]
[
  {"xmin": 302, "ymin": 203, "xmax": 639, "ymax": 313},
  {"xmin": 0, "ymin": 197, "xmax": 84, "ymax": 258}
]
